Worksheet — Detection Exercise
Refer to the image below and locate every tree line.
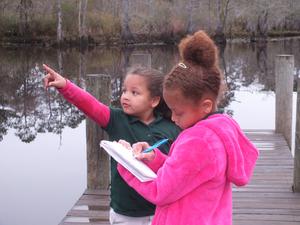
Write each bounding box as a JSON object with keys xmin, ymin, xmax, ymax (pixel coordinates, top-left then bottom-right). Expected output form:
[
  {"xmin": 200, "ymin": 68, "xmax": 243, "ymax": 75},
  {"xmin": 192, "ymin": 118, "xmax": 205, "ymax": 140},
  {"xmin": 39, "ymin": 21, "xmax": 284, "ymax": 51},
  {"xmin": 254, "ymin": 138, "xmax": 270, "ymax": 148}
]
[{"xmin": 0, "ymin": 0, "xmax": 299, "ymax": 46}]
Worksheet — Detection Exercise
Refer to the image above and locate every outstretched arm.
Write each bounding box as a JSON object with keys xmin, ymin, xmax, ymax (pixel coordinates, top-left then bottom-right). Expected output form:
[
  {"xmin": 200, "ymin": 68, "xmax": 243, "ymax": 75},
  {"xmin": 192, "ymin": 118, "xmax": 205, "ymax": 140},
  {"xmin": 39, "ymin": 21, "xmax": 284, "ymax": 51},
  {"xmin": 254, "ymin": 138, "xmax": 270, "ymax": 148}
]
[{"xmin": 43, "ymin": 64, "xmax": 110, "ymax": 127}]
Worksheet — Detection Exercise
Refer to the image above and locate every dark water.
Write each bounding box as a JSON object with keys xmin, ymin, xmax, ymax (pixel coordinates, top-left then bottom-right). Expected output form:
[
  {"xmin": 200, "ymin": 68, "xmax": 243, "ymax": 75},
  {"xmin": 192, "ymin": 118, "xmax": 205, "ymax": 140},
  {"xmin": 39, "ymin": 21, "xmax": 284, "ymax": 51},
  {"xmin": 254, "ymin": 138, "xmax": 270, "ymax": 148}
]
[{"xmin": 0, "ymin": 38, "xmax": 299, "ymax": 225}]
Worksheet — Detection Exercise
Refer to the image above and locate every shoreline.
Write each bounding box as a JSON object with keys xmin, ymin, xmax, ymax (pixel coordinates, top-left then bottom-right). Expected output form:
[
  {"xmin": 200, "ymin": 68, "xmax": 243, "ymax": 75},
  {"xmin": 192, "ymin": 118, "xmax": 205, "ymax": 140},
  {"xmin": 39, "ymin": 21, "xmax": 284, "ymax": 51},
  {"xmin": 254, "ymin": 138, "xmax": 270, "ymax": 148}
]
[{"xmin": 1, "ymin": 35, "xmax": 300, "ymax": 49}]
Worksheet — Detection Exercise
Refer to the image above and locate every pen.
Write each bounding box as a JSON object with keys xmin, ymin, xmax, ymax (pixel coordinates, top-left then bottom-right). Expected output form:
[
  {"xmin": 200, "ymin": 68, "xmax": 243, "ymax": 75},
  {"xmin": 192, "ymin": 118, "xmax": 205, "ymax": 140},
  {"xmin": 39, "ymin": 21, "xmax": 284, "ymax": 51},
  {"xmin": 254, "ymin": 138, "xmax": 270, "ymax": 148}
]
[{"xmin": 142, "ymin": 138, "xmax": 169, "ymax": 153}]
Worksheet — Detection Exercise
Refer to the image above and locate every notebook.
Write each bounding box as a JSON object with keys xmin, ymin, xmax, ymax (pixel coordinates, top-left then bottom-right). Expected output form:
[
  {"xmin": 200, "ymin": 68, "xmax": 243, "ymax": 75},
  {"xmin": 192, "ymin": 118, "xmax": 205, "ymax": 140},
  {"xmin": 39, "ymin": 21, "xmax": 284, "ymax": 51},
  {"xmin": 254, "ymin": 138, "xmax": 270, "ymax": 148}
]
[{"xmin": 100, "ymin": 140, "xmax": 157, "ymax": 182}]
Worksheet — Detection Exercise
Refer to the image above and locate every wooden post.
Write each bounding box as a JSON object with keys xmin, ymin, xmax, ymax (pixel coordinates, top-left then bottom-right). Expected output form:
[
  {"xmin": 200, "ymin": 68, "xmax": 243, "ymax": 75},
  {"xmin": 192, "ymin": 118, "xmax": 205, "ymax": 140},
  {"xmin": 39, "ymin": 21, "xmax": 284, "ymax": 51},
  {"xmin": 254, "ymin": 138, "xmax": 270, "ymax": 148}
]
[
  {"xmin": 86, "ymin": 74, "xmax": 111, "ymax": 190},
  {"xmin": 275, "ymin": 55, "xmax": 294, "ymax": 149},
  {"xmin": 294, "ymin": 76, "xmax": 300, "ymax": 192}
]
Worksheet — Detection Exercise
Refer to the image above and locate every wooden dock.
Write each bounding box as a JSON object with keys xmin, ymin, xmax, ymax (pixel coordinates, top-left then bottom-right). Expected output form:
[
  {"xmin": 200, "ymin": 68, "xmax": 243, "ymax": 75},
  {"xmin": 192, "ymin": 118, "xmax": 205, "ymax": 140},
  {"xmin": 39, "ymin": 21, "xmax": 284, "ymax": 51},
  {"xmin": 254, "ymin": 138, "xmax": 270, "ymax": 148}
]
[
  {"xmin": 59, "ymin": 130, "xmax": 300, "ymax": 225},
  {"xmin": 232, "ymin": 130, "xmax": 300, "ymax": 225}
]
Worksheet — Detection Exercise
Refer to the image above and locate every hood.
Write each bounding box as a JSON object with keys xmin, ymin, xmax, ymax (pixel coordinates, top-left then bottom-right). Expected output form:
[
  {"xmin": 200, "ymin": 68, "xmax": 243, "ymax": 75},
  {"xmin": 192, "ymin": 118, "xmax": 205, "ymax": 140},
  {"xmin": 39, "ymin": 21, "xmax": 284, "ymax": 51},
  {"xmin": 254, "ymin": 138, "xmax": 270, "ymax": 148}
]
[{"xmin": 202, "ymin": 114, "xmax": 259, "ymax": 186}]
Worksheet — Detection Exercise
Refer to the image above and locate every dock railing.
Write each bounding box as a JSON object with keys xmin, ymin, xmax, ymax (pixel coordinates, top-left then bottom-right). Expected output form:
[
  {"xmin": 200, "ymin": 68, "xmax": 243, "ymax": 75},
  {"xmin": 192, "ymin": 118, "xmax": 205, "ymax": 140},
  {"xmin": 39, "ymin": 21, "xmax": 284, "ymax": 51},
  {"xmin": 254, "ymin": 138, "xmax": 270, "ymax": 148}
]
[
  {"xmin": 275, "ymin": 55, "xmax": 294, "ymax": 149},
  {"xmin": 275, "ymin": 54, "xmax": 300, "ymax": 192},
  {"xmin": 86, "ymin": 74, "xmax": 111, "ymax": 190}
]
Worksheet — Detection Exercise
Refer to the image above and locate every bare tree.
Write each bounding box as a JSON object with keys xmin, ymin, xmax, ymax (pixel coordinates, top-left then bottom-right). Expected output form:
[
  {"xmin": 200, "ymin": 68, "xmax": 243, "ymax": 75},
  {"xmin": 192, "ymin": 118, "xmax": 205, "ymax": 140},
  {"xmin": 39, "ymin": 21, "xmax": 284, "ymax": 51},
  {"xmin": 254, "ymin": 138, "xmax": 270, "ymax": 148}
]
[
  {"xmin": 257, "ymin": 8, "xmax": 268, "ymax": 40},
  {"xmin": 214, "ymin": 0, "xmax": 230, "ymax": 44},
  {"xmin": 0, "ymin": 0, "xmax": 12, "ymax": 15},
  {"xmin": 78, "ymin": 0, "xmax": 88, "ymax": 42},
  {"xmin": 186, "ymin": 0, "xmax": 201, "ymax": 34},
  {"xmin": 57, "ymin": 0, "xmax": 63, "ymax": 44},
  {"xmin": 148, "ymin": 0, "xmax": 154, "ymax": 37},
  {"xmin": 121, "ymin": 0, "xmax": 134, "ymax": 44},
  {"xmin": 18, "ymin": 0, "xmax": 33, "ymax": 36},
  {"xmin": 208, "ymin": 0, "xmax": 212, "ymax": 33}
]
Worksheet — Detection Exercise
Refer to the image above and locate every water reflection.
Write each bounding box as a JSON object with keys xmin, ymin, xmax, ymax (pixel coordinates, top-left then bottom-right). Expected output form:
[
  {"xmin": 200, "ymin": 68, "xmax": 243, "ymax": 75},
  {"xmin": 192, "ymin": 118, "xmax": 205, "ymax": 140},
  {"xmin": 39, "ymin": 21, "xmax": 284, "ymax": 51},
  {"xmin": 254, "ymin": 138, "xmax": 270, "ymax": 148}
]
[
  {"xmin": 0, "ymin": 63, "xmax": 85, "ymax": 143},
  {"xmin": 0, "ymin": 39, "xmax": 300, "ymax": 143}
]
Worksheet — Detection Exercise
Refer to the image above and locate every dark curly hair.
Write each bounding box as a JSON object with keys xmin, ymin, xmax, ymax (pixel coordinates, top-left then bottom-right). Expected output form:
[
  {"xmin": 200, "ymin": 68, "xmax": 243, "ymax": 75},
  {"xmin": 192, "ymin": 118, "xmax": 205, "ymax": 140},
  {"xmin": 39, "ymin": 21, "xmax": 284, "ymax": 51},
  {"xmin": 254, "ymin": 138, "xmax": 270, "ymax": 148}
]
[{"xmin": 164, "ymin": 30, "xmax": 223, "ymax": 103}]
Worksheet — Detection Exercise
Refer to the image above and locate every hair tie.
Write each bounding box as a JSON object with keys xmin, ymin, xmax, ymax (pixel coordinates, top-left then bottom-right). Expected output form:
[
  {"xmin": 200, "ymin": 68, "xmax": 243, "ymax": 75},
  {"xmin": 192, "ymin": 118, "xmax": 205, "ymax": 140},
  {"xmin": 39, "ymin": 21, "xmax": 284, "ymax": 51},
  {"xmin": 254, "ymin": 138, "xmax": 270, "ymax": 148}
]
[{"xmin": 178, "ymin": 62, "xmax": 187, "ymax": 69}]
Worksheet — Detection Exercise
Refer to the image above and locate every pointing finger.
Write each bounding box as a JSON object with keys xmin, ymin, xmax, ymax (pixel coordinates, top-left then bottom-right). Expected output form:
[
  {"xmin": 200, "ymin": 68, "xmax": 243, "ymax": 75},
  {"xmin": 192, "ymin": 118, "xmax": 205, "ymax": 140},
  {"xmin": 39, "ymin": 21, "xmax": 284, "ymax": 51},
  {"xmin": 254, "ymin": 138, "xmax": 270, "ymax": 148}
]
[{"xmin": 43, "ymin": 64, "xmax": 57, "ymax": 76}]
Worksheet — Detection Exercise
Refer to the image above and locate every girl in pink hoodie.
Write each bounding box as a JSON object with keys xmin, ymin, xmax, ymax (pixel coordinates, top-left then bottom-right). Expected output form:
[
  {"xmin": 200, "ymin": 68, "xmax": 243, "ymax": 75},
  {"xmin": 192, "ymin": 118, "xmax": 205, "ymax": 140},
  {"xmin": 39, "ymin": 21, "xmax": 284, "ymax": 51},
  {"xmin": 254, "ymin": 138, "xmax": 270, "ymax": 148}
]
[{"xmin": 117, "ymin": 30, "xmax": 259, "ymax": 225}]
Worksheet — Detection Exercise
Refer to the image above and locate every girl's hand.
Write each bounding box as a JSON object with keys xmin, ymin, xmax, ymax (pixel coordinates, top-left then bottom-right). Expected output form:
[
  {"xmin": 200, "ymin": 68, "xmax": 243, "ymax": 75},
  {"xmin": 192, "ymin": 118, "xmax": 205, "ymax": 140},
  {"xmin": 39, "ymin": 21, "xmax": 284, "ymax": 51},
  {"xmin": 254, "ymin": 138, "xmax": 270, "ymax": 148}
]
[
  {"xmin": 132, "ymin": 142, "xmax": 155, "ymax": 162},
  {"xmin": 43, "ymin": 64, "xmax": 67, "ymax": 89},
  {"xmin": 118, "ymin": 139, "xmax": 132, "ymax": 150}
]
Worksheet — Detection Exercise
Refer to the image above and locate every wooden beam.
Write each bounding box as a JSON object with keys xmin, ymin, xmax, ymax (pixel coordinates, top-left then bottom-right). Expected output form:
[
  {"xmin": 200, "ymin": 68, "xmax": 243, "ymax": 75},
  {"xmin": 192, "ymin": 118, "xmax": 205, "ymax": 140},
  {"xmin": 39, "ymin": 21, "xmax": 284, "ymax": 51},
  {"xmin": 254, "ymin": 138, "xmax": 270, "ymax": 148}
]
[
  {"xmin": 275, "ymin": 55, "xmax": 294, "ymax": 149},
  {"xmin": 293, "ymin": 76, "xmax": 300, "ymax": 192},
  {"xmin": 86, "ymin": 74, "xmax": 111, "ymax": 189}
]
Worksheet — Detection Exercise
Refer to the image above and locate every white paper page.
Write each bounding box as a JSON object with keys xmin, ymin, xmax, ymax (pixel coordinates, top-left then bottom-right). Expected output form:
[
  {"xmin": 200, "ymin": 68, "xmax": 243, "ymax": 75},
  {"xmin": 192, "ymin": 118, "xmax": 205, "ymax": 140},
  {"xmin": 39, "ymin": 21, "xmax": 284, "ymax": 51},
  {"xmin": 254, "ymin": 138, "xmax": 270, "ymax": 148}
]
[{"xmin": 100, "ymin": 140, "xmax": 157, "ymax": 182}]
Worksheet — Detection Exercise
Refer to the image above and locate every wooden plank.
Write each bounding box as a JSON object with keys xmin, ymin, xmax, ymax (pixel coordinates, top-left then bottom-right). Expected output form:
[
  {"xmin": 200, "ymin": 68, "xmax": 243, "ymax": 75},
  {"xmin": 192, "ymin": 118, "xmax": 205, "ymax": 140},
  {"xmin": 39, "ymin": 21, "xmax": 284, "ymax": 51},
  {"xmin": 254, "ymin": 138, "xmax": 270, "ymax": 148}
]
[
  {"xmin": 76, "ymin": 199, "xmax": 110, "ymax": 207},
  {"xmin": 234, "ymin": 213, "xmax": 300, "ymax": 221},
  {"xmin": 61, "ymin": 220, "xmax": 109, "ymax": 225},
  {"xmin": 84, "ymin": 189, "xmax": 110, "ymax": 196},
  {"xmin": 233, "ymin": 192, "xmax": 300, "ymax": 198},
  {"xmin": 67, "ymin": 210, "xmax": 108, "ymax": 219},
  {"xmin": 233, "ymin": 208, "xmax": 300, "ymax": 215},
  {"xmin": 234, "ymin": 222, "xmax": 300, "ymax": 225}
]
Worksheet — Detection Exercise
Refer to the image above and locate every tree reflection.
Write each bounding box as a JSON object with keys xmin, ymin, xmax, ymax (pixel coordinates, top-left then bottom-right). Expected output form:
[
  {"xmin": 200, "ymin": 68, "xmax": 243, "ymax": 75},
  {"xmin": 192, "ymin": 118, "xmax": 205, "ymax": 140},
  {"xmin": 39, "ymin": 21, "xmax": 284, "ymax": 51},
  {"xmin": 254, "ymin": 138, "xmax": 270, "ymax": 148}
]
[
  {"xmin": 1, "ymin": 39, "xmax": 299, "ymax": 143},
  {"xmin": 0, "ymin": 109, "xmax": 16, "ymax": 142},
  {"xmin": 217, "ymin": 42, "xmax": 241, "ymax": 116},
  {"xmin": 0, "ymin": 64, "xmax": 84, "ymax": 143}
]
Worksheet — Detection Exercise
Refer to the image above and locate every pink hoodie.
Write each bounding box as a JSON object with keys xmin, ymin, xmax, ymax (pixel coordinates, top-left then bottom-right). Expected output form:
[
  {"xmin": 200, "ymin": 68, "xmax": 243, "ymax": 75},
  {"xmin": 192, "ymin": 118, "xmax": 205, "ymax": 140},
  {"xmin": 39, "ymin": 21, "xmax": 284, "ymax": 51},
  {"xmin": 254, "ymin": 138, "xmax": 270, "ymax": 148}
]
[{"xmin": 118, "ymin": 114, "xmax": 259, "ymax": 225}]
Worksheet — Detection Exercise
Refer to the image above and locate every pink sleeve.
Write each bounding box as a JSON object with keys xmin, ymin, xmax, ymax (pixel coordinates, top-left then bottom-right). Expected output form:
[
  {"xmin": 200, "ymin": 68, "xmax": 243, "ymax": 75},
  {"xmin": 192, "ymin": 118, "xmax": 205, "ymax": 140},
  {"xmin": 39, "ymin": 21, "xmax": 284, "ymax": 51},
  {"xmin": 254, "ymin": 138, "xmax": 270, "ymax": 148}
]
[
  {"xmin": 144, "ymin": 149, "xmax": 168, "ymax": 173},
  {"xmin": 58, "ymin": 80, "xmax": 110, "ymax": 127},
  {"xmin": 118, "ymin": 135, "xmax": 218, "ymax": 206}
]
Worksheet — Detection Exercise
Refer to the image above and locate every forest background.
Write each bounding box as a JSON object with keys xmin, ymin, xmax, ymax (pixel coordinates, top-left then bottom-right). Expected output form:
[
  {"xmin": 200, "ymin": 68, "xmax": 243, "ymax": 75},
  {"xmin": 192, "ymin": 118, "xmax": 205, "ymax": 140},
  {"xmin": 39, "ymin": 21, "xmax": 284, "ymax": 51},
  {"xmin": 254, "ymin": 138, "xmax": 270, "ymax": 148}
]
[{"xmin": 1, "ymin": 0, "xmax": 300, "ymax": 47}]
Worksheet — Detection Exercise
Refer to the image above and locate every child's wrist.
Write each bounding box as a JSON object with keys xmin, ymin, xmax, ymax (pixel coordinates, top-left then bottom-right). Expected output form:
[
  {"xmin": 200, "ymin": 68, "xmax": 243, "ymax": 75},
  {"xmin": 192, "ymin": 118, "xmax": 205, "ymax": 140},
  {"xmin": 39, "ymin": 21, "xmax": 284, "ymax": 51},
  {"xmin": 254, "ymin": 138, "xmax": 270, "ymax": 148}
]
[
  {"xmin": 62, "ymin": 78, "xmax": 67, "ymax": 88},
  {"xmin": 142, "ymin": 151, "xmax": 156, "ymax": 162},
  {"xmin": 57, "ymin": 78, "xmax": 68, "ymax": 89}
]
